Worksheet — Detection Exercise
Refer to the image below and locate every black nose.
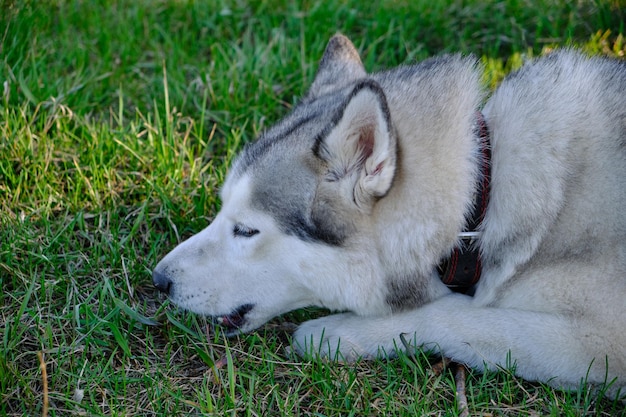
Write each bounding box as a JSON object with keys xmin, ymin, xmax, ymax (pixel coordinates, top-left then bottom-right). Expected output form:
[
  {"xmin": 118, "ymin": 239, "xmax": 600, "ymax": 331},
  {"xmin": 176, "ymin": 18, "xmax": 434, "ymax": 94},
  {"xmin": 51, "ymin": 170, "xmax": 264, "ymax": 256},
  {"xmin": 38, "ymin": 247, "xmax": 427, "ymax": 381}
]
[{"xmin": 152, "ymin": 270, "xmax": 172, "ymax": 294}]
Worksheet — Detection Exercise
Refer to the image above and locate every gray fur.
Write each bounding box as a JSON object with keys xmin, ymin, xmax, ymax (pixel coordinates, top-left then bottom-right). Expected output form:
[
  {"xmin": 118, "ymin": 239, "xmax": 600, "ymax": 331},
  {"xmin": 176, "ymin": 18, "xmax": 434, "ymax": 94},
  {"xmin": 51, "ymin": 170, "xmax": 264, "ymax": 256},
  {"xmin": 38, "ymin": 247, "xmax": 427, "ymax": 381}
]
[{"xmin": 154, "ymin": 35, "xmax": 626, "ymax": 399}]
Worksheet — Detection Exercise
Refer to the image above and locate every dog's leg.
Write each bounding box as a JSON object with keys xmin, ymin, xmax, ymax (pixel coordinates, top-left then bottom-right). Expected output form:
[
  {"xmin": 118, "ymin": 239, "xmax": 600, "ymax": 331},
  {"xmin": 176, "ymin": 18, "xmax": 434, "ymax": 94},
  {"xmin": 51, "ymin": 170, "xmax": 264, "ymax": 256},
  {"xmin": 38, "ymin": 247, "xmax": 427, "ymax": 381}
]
[{"xmin": 293, "ymin": 293, "xmax": 618, "ymax": 392}]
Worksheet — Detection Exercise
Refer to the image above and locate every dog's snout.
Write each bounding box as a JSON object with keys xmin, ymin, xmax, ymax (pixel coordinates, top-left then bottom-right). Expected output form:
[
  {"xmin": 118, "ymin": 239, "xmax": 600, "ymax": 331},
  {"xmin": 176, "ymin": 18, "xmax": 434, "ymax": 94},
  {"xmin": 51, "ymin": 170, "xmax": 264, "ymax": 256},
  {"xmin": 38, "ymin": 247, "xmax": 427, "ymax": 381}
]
[{"xmin": 152, "ymin": 270, "xmax": 173, "ymax": 294}]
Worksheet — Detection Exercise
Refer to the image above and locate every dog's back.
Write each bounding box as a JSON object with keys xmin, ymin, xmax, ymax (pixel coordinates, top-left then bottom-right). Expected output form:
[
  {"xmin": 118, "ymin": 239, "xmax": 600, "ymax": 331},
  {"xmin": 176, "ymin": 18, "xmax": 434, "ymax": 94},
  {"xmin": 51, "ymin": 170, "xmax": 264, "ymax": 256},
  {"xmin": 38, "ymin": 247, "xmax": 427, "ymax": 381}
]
[{"xmin": 479, "ymin": 51, "xmax": 626, "ymax": 297}]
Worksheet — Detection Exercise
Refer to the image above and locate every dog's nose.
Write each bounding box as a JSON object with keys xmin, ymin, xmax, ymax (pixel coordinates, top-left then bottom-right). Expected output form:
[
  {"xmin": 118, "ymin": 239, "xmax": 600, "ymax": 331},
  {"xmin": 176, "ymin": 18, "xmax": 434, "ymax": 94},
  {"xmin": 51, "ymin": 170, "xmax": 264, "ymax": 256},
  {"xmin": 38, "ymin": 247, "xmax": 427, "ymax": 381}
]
[{"xmin": 152, "ymin": 270, "xmax": 172, "ymax": 294}]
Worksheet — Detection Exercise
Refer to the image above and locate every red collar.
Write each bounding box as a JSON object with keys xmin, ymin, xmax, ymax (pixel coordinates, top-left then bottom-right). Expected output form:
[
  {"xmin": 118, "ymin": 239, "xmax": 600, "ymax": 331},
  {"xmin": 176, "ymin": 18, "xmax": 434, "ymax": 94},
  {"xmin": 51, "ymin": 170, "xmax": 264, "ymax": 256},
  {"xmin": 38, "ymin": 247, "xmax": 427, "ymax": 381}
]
[{"xmin": 437, "ymin": 112, "xmax": 491, "ymax": 293}]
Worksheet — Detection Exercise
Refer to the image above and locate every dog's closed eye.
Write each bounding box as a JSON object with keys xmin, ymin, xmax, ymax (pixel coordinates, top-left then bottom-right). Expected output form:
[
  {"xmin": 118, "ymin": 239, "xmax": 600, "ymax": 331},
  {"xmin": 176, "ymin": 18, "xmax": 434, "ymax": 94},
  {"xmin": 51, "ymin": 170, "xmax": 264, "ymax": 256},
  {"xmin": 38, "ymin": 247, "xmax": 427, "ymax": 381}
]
[{"xmin": 233, "ymin": 224, "xmax": 260, "ymax": 238}]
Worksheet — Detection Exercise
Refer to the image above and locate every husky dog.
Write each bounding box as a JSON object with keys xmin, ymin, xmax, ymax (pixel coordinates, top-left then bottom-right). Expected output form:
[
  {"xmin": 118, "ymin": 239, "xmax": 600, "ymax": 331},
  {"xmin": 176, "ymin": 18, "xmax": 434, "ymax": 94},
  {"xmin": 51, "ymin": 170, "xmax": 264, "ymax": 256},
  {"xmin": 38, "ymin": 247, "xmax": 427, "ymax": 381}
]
[{"xmin": 153, "ymin": 35, "xmax": 626, "ymax": 397}]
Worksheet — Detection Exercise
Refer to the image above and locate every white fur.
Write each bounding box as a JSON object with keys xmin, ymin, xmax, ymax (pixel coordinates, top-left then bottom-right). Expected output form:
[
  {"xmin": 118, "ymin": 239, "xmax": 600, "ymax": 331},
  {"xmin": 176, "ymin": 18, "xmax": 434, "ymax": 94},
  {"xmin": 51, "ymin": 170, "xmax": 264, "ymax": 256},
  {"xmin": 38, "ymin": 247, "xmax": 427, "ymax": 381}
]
[
  {"xmin": 154, "ymin": 36, "xmax": 626, "ymax": 398},
  {"xmin": 157, "ymin": 173, "xmax": 393, "ymax": 329}
]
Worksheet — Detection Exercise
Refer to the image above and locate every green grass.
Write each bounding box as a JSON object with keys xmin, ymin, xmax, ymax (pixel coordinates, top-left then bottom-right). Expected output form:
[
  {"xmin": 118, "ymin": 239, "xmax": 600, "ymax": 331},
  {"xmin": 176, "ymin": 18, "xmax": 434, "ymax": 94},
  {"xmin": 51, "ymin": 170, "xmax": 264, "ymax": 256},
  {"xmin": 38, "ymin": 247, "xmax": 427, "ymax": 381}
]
[{"xmin": 1, "ymin": 0, "xmax": 625, "ymax": 415}]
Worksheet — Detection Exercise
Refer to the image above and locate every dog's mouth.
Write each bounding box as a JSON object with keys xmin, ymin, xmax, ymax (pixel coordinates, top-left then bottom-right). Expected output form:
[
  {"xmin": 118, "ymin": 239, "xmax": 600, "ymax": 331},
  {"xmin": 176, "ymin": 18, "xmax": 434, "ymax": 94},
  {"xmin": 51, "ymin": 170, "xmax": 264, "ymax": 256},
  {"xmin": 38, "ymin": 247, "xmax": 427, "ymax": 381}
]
[{"xmin": 214, "ymin": 303, "xmax": 255, "ymax": 333}]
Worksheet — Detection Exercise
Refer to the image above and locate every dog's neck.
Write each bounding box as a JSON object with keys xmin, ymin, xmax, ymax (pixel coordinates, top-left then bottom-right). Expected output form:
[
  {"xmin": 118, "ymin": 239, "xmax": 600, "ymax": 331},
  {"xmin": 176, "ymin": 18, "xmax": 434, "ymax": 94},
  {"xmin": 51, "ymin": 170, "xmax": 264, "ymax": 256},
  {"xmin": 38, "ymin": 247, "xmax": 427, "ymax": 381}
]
[{"xmin": 437, "ymin": 112, "xmax": 491, "ymax": 293}]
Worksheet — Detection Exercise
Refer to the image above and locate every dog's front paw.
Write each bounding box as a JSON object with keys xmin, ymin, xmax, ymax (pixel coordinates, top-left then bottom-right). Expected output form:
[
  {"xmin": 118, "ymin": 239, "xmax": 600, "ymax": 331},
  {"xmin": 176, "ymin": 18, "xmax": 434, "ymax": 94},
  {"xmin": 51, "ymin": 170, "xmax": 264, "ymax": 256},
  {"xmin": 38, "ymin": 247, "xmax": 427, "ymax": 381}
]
[{"xmin": 292, "ymin": 313, "xmax": 389, "ymax": 361}]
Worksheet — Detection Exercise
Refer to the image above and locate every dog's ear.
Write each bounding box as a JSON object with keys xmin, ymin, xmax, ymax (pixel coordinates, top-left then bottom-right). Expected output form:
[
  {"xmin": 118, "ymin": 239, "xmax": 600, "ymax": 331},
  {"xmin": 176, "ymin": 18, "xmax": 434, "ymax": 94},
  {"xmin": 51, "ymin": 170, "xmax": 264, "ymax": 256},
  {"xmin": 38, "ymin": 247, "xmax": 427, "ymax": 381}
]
[
  {"xmin": 315, "ymin": 80, "xmax": 396, "ymax": 210},
  {"xmin": 308, "ymin": 34, "xmax": 366, "ymax": 98}
]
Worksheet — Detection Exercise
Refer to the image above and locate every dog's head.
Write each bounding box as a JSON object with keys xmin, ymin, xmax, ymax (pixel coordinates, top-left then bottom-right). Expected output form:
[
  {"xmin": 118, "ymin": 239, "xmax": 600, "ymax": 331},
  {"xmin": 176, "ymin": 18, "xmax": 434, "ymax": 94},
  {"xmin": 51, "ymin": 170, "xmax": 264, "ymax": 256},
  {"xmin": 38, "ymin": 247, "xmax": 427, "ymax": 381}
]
[
  {"xmin": 152, "ymin": 35, "xmax": 403, "ymax": 333},
  {"xmin": 152, "ymin": 35, "xmax": 478, "ymax": 333}
]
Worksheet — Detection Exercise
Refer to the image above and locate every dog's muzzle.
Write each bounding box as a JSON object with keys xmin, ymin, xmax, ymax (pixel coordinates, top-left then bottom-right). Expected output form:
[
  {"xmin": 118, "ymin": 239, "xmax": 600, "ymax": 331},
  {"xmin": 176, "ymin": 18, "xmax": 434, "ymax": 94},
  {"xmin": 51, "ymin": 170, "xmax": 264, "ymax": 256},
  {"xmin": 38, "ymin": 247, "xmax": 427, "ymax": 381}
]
[
  {"xmin": 151, "ymin": 270, "xmax": 254, "ymax": 333},
  {"xmin": 152, "ymin": 270, "xmax": 173, "ymax": 294}
]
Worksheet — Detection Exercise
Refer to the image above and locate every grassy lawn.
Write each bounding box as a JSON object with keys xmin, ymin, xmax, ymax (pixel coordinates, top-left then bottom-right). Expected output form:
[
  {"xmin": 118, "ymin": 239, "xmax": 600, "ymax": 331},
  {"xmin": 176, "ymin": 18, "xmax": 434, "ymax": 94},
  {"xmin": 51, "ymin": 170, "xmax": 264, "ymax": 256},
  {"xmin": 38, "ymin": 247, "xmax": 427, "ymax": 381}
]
[{"xmin": 1, "ymin": 0, "xmax": 625, "ymax": 415}]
